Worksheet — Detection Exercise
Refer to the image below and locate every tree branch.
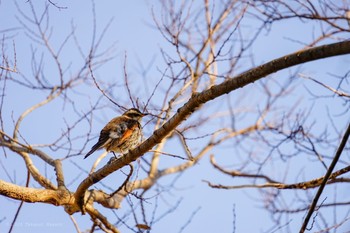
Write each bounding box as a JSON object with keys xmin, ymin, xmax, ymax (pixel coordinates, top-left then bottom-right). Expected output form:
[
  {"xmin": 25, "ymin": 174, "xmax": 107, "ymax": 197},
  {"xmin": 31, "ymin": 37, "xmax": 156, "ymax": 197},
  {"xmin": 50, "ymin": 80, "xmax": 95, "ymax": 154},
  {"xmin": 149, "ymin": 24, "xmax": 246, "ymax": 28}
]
[
  {"xmin": 85, "ymin": 205, "xmax": 120, "ymax": 233},
  {"xmin": 300, "ymin": 122, "xmax": 350, "ymax": 233},
  {"xmin": 75, "ymin": 40, "xmax": 350, "ymax": 213},
  {"xmin": 0, "ymin": 180, "xmax": 72, "ymax": 206}
]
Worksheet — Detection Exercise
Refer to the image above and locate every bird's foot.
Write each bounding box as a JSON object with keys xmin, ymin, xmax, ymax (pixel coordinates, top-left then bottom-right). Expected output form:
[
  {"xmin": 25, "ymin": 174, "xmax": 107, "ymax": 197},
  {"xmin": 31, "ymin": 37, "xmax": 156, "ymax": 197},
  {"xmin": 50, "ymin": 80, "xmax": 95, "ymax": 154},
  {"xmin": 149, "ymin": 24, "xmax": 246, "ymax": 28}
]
[{"xmin": 107, "ymin": 156, "xmax": 117, "ymax": 164}]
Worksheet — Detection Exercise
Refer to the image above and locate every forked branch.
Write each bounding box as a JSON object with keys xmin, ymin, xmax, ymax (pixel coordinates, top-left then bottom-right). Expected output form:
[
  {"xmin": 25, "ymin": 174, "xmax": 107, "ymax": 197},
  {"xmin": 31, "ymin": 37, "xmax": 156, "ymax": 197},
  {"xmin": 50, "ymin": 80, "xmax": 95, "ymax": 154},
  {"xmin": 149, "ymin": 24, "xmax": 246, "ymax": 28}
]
[{"xmin": 75, "ymin": 40, "xmax": 350, "ymax": 212}]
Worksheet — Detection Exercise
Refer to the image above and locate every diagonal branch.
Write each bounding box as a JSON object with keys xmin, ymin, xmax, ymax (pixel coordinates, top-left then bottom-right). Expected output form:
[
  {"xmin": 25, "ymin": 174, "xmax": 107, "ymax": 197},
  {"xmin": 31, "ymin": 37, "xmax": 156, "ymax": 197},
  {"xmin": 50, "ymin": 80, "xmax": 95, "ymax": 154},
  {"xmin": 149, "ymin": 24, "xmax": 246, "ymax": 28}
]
[
  {"xmin": 299, "ymin": 74, "xmax": 350, "ymax": 98},
  {"xmin": 300, "ymin": 122, "xmax": 350, "ymax": 233},
  {"xmin": 13, "ymin": 88, "xmax": 61, "ymax": 140},
  {"xmin": 75, "ymin": 40, "xmax": 350, "ymax": 213},
  {"xmin": 85, "ymin": 205, "xmax": 120, "ymax": 233},
  {"xmin": 8, "ymin": 170, "xmax": 30, "ymax": 233}
]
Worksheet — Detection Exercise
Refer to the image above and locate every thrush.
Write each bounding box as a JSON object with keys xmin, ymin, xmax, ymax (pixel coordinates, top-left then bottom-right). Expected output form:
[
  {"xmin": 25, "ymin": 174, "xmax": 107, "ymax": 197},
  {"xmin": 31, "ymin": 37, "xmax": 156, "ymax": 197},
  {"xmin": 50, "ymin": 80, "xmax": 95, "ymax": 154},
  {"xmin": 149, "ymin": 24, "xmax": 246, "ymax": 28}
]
[{"xmin": 84, "ymin": 108, "xmax": 147, "ymax": 159}]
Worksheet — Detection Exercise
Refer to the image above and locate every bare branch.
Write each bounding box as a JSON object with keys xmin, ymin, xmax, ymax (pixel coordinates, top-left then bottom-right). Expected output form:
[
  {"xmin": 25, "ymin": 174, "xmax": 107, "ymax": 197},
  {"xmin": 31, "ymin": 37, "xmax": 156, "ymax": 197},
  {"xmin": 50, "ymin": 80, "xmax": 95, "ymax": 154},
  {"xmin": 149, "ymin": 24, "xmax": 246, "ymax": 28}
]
[
  {"xmin": 85, "ymin": 205, "xmax": 120, "ymax": 233},
  {"xmin": 54, "ymin": 159, "xmax": 66, "ymax": 189},
  {"xmin": 2, "ymin": 1, "xmax": 350, "ymax": 231},
  {"xmin": 8, "ymin": 170, "xmax": 30, "ymax": 233},
  {"xmin": 75, "ymin": 40, "xmax": 350, "ymax": 212},
  {"xmin": 0, "ymin": 180, "xmax": 72, "ymax": 205},
  {"xmin": 89, "ymin": 151, "xmax": 108, "ymax": 174},
  {"xmin": 210, "ymin": 154, "xmax": 278, "ymax": 183},
  {"xmin": 299, "ymin": 73, "xmax": 350, "ymax": 98},
  {"xmin": 13, "ymin": 88, "xmax": 62, "ymax": 140},
  {"xmin": 300, "ymin": 122, "xmax": 350, "ymax": 233},
  {"xmin": 88, "ymin": 59, "xmax": 125, "ymax": 110},
  {"xmin": 206, "ymin": 157, "xmax": 350, "ymax": 190}
]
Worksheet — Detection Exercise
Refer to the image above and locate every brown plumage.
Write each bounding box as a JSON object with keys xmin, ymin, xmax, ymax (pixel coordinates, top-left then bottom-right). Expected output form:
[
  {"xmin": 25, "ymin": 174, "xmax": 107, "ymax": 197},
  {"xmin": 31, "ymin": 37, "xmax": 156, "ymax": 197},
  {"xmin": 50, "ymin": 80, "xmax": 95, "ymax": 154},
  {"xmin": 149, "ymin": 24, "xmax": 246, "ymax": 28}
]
[{"xmin": 84, "ymin": 108, "xmax": 147, "ymax": 159}]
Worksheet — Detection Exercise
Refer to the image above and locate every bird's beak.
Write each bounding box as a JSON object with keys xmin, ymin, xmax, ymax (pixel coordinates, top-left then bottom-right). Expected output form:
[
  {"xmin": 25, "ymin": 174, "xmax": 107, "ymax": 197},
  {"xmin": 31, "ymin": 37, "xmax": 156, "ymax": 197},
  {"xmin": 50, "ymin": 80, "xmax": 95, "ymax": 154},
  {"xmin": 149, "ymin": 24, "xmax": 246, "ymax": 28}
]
[{"xmin": 142, "ymin": 112, "xmax": 149, "ymax": 117}]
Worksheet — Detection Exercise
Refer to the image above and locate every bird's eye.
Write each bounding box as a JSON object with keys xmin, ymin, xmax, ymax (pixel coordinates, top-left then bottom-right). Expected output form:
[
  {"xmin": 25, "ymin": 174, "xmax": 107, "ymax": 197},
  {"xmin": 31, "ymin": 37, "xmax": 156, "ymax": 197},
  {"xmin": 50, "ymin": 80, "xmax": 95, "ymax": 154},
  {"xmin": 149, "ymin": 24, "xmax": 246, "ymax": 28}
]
[{"xmin": 129, "ymin": 113, "xmax": 141, "ymax": 118}]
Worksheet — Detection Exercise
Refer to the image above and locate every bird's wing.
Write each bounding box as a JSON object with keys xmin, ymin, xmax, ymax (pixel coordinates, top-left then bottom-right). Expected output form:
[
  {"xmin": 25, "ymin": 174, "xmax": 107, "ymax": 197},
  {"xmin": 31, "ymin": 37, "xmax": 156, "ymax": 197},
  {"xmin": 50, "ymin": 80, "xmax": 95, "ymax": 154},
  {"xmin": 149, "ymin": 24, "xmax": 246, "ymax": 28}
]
[
  {"xmin": 117, "ymin": 121, "xmax": 140, "ymax": 144},
  {"xmin": 109, "ymin": 119, "xmax": 139, "ymax": 145},
  {"xmin": 84, "ymin": 130, "xmax": 110, "ymax": 159},
  {"xmin": 84, "ymin": 117, "xmax": 140, "ymax": 159},
  {"xmin": 84, "ymin": 118, "xmax": 124, "ymax": 159},
  {"xmin": 108, "ymin": 120, "xmax": 128, "ymax": 140}
]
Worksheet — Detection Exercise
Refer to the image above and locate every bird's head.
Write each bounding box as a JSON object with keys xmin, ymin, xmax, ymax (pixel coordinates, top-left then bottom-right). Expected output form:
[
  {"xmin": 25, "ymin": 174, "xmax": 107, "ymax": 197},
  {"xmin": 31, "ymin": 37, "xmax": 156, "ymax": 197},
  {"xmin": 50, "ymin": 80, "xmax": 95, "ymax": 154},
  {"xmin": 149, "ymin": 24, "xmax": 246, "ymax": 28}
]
[{"xmin": 123, "ymin": 108, "xmax": 148, "ymax": 120}]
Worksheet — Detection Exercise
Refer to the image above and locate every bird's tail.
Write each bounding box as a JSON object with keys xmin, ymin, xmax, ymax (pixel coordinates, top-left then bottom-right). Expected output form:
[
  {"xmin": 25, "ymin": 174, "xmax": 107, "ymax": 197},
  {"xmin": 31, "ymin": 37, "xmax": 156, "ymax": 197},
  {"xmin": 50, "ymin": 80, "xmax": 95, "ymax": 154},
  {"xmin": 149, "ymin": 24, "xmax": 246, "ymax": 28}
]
[
  {"xmin": 84, "ymin": 143, "xmax": 101, "ymax": 159},
  {"xmin": 84, "ymin": 135, "xmax": 109, "ymax": 159}
]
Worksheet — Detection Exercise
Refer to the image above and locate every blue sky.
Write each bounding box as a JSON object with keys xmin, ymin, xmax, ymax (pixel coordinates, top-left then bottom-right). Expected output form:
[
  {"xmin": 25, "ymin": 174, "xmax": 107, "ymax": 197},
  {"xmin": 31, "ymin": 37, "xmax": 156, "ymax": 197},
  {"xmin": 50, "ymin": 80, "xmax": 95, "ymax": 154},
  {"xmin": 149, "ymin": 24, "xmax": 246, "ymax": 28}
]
[{"xmin": 1, "ymin": 1, "xmax": 350, "ymax": 233}]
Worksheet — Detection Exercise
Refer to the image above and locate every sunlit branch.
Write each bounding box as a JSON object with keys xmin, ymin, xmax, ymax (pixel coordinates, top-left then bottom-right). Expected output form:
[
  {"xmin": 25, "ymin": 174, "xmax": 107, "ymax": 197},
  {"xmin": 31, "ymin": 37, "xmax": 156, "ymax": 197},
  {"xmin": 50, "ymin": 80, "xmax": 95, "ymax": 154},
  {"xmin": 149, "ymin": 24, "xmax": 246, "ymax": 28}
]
[
  {"xmin": 85, "ymin": 205, "xmax": 120, "ymax": 233},
  {"xmin": 8, "ymin": 170, "xmax": 30, "ymax": 233},
  {"xmin": 0, "ymin": 180, "xmax": 71, "ymax": 205},
  {"xmin": 75, "ymin": 40, "xmax": 350, "ymax": 213},
  {"xmin": 204, "ymin": 164, "xmax": 350, "ymax": 190}
]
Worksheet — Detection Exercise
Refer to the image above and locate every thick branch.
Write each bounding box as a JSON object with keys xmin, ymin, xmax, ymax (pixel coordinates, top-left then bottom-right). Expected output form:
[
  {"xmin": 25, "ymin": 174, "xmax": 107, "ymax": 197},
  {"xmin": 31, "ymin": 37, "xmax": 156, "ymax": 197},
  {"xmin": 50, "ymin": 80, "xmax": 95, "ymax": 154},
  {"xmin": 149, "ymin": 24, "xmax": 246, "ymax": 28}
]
[
  {"xmin": 0, "ymin": 179, "xmax": 118, "ymax": 214},
  {"xmin": 75, "ymin": 40, "xmax": 350, "ymax": 212},
  {"xmin": 0, "ymin": 180, "xmax": 72, "ymax": 206}
]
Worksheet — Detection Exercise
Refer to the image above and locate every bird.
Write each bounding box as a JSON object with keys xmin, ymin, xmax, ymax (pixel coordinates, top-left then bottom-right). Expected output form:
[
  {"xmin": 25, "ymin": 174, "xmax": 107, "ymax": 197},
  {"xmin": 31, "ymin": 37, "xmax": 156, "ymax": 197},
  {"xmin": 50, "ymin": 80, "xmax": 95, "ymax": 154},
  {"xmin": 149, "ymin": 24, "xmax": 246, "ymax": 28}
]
[{"xmin": 84, "ymin": 108, "xmax": 147, "ymax": 159}]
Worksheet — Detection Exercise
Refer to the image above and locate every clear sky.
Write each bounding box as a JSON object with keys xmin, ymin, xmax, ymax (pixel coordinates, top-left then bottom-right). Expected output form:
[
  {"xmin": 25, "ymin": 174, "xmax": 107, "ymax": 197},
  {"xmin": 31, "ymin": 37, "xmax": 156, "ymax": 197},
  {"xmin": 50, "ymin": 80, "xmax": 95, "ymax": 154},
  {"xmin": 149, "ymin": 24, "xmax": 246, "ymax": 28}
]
[{"xmin": 1, "ymin": 1, "xmax": 350, "ymax": 233}]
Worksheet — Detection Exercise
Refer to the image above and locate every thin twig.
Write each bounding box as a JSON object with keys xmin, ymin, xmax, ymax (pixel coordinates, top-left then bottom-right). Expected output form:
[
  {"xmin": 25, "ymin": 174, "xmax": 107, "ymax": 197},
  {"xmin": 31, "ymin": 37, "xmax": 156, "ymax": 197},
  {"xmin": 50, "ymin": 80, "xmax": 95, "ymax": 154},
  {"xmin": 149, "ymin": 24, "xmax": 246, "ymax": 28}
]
[
  {"xmin": 88, "ymin": 58, "xmax": 124, "ymax": 110},
  {"xmin": 299, "ymin": 74, "xmax": 350, "ymax": 98},
  {"xmin": 89, "ymin": 151, "xmax": 108, "ymax": 175},
  {"xmin": 69, "ymin": 215, "xmax": 81, "ymax": 233},
  {"xmin": 8, "ymin": 170, "xmax": 30, "ymax": 233},
  {"xmin": 203, "ymin": 164, "xmax": 350, "ymax": 190},
  {"xmin": 175, "ymin": 130, "xmax": 194, "ymax": 161},
  {"xmin": 13, "ymin": 88, "xmax": 61, "ymax": 140},
  {"xmin": 123, "ymin": 52, "xmax": 135, "ymax": 107},
  {"xmin": 110, "ymin": 164, "xmax": 134, "ymax": 197}
]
